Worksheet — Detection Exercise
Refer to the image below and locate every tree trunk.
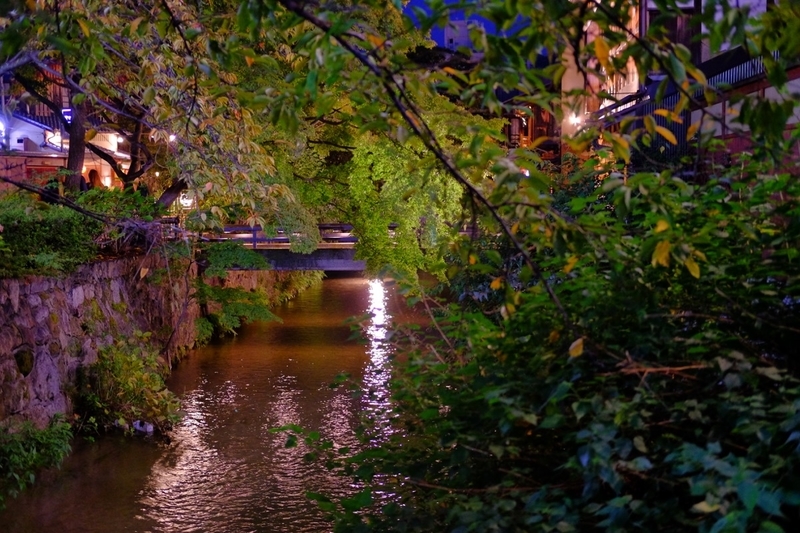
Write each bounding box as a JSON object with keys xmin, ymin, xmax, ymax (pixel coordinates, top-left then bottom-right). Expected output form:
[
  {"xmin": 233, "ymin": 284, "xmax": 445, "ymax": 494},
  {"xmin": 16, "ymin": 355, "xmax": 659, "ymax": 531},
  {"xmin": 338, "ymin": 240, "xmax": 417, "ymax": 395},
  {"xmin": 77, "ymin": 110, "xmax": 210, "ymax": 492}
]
[
  {"xmin": 156, "ymin": 178, "xmax": 187, "ymax": 209},
  {"xmin": 64, "ymin": 89, "xmax": 86, "ymax": 191}
]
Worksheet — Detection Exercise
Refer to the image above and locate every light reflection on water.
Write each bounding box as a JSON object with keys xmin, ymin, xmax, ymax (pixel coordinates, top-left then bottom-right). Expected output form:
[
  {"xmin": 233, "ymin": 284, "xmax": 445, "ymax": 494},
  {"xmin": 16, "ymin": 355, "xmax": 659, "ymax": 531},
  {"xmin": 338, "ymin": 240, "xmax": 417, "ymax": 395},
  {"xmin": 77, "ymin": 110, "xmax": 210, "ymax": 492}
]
[{"xmin": 0, "ymin": 277, "xmax": 401, "ymax": 533}]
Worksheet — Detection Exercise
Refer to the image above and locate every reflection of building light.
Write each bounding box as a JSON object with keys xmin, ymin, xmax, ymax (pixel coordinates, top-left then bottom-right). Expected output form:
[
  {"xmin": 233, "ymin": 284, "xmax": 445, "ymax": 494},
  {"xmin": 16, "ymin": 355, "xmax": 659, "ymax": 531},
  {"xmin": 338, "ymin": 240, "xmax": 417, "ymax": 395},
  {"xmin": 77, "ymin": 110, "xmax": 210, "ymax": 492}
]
[
  {"xmin": 569, "ymin": 113, "xmax": 582, "ymax": 126},
  {"xmin": 102, "ymin": 175, "xmax": 111, "ymax": 187},
  {"xmin": 168, "ymin": 134, "xmax": 176, "ymax": 142},
  {"xmin": 362, "ymin": 279, "xmax": 392, "ymax": 441},
  {"xmin": 368, "ymin": 280, "xmax": 387, "ymax": 333}
]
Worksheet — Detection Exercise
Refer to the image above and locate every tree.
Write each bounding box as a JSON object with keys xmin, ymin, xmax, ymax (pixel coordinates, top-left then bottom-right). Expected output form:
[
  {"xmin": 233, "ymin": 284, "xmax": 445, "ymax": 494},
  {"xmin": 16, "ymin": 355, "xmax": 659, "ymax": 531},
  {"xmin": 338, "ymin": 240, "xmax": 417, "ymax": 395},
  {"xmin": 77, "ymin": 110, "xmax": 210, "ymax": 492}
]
[
  {"xmin": 1, "ymin": 0, "xmax": 293, "ymax": 222},
  {"xmin": 234, "ymin": 1, "xmax": 800, "ymax": 531},
  {"xmin": 1, "ymin": 0, "xmax": 483, "ymax": 272}
]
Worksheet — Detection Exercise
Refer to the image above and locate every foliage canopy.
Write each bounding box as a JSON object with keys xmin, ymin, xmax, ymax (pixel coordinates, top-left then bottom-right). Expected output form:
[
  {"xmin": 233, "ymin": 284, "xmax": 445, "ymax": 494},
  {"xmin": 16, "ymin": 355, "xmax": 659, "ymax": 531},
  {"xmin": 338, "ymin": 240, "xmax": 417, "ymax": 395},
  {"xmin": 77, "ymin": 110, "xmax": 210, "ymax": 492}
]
[{"xmin": 5, "ymin": 0, "xmax": 800, "ymax": 530}]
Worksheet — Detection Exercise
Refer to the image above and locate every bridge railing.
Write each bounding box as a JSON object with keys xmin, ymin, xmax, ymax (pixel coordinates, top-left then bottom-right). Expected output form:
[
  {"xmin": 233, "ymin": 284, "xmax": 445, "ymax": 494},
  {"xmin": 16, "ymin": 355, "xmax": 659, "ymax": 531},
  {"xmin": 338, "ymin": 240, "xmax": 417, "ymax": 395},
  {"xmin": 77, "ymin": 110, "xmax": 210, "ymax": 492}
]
[
  {"xmin": 195, "ymin": 222, "xmax": 477, "ymax": 250},
  {"xmin": 203, "ymin": 224, "xmax": 359, "ymax": 249}
]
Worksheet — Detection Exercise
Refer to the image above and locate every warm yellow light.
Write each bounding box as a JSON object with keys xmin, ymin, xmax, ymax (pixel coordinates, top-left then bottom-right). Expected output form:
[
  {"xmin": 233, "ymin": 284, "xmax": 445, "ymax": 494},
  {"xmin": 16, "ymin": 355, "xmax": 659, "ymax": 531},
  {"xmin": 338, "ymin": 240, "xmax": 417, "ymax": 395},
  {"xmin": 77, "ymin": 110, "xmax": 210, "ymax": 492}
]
[{"xmin": 179, "ymin": 192, "xmax": 194, "ymax": 209}]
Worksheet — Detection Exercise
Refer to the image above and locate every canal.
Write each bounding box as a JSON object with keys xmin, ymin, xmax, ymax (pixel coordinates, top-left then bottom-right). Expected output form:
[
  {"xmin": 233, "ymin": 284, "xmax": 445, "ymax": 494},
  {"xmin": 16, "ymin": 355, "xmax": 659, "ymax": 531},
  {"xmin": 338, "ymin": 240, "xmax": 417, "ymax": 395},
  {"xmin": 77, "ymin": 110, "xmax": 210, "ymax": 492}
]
[{"xmin": 1, "ymin": 276, "xmax": 408, "ymax": 533}]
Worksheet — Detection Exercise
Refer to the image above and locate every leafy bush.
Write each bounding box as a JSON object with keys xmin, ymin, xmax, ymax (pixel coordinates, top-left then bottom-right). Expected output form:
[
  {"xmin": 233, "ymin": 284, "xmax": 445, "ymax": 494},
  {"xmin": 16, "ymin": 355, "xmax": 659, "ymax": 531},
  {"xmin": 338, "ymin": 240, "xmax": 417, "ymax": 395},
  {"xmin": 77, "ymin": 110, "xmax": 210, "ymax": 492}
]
[
  {"xmin": 75, "ymin": 187, "xmax": 163, "ymax": 221},
  {"xmin": 0, "ymin": 227, "xmax": 8, "ymax": 258},
  {"xmin": 198, "ymin": 240, "xmax": 270, "ymax": 278},
  {"xmin": 193, "ymin": 282, "xmax": 281, "ymax": 340},
  {"xmin": 79, "ymin": 332, "xmax": 180, "ymax": 434},
  {"xmin": 292, "ymin": 161, "xmax": 800, "ymax": 532},
  {"xmin": 0, "ymin": 416, "xmax": 72, "ymax": 509},
  {"xmin": 0, "ymin": 192, "xmax": 101, "ymax": 277},
  {"xmin": 192, "ymin": 241, "xmax": 280, "ymax": 343},
  {"xmin": 192, "ymin": 242, "xmax": 324, "ymax": 344}
]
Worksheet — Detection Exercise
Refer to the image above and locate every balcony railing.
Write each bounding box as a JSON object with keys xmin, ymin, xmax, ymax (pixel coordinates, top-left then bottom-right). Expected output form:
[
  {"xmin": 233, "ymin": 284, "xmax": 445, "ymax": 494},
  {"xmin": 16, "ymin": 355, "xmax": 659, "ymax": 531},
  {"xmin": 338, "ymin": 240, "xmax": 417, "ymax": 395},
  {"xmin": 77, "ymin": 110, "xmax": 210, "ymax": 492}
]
[{"xmin": 594, "ymin": 47, "xmax": 781, "ymax": 156}]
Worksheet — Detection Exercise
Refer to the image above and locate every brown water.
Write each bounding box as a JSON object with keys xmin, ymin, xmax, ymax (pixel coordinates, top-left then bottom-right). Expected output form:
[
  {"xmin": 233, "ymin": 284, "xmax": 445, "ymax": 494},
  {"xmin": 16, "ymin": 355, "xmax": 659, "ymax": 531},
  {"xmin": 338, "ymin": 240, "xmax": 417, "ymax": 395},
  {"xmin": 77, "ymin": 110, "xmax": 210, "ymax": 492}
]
[{"xmin": 1, "ymin": 277, "xmax": 406, "ymax": 533}]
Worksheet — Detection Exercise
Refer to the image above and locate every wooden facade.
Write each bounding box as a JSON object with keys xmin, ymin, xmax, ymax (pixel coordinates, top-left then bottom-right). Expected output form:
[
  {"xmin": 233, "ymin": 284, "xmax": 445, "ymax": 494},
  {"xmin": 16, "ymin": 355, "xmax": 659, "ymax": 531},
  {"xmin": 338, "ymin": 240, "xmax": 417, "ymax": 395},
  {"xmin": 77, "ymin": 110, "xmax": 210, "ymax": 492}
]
[{"xmin": 503, "ymin": 105, "xmax": 560, "ymax": 161}]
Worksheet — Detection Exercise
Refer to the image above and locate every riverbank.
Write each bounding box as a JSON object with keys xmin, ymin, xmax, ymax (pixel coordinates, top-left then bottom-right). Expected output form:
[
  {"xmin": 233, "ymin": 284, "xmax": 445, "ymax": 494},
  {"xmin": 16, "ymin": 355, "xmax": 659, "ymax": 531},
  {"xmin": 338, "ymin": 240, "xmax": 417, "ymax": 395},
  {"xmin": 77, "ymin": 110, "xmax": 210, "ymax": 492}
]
[
  {"xmin": 0, "ymin": 257, "xmax": 322, "ymax": 428},
  {"xmin": 1, "ymin": 276, "xmax": 384, "ymax": 532}
]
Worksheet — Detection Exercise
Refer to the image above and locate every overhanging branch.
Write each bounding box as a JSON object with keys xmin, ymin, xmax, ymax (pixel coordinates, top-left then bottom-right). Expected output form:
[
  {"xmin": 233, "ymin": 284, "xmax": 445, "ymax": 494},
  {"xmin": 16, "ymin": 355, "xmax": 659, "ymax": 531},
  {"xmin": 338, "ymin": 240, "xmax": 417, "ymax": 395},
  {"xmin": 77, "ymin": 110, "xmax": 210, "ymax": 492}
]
[{"xmin": 278, "ymin": 0, "xmax": 576, "ymax": 333}]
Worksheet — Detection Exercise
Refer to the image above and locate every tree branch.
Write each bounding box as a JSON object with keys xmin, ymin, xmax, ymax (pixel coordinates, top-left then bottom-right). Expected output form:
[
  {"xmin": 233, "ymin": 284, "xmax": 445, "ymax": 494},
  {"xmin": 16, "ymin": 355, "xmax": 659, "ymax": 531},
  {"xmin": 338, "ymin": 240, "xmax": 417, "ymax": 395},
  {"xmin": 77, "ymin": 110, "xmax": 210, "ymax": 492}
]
[
  {"xmin": 0, "ymin": 175, "xmax": 109, "ymax": 224},
  {"xmin": 307, "ymin": 139, "xmax": 356, "ymax": 150},
  {"xmin": 278, "ymin": 0, "xmax": 576, "ymax": 335}
]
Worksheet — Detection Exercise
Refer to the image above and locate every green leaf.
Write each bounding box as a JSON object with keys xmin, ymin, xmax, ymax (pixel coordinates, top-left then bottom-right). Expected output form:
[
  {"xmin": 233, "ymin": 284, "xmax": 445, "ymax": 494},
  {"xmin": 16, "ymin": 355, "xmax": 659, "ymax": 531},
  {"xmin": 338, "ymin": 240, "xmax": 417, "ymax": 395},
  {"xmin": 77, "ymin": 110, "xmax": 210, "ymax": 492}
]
[
  {"xmin": 692, "ymin": 501, "xmax": 720, "ymax": 514},
  {"xmin": 341, "ymin": 489, "xmax": 372, "ymax": 512},
  {"xmin": 633, "ymin": 436, "xmax": 648, "ymax": 453},
  {"xmin": 143, "ymin": 87, "xmax": 156, "ymax": 105},
  {"xmin": 757, "ymin": 491, "xmax": 784, "ymax": 517},
  {"xmin": 756, "ymin": 366, "xmax": 783, "ymax": 381},
  {"xmin": 760, "ymin": 521, "xmax": 785, "ymax": 533},
  {"xmin": 737, "ymin": 481, "xmax": 759, "ymax": 512},
  {"xmin": 489, "ymin": 444, "xmax": 504, "ymax": 458}
]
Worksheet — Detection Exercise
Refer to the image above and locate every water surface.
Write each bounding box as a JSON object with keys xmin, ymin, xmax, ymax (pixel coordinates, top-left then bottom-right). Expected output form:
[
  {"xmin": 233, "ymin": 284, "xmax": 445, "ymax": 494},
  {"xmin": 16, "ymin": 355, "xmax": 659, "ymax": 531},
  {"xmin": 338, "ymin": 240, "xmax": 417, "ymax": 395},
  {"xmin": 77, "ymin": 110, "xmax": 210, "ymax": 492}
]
[{"xmin": 1, "ymin": 277, "xmax": 402, "ymax": 533}]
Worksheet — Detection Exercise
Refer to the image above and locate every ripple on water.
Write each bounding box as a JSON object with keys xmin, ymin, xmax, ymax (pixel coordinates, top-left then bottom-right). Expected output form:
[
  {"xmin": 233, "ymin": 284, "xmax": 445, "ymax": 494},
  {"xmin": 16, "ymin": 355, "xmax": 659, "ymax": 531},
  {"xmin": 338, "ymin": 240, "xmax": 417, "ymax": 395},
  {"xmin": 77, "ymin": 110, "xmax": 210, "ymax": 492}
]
[{"xmin": 1, "ymin": 278, "xmax": 406, "ymax": 533}]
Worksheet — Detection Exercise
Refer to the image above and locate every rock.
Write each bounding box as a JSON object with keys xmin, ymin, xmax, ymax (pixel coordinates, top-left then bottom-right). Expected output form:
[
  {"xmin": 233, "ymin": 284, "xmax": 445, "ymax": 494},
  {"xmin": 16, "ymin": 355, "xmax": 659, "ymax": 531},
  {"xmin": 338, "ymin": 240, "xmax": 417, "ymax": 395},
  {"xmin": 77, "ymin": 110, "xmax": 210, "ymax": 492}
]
[
  {"xmin": 30, "ymin": 280, "xmax": 51, "ymax": 294},
  {"xmin": 8, "ymin": 280, "xmax": 20, "ymax": 313},
  {"xmin": 71, "ymin": 286, "xmax": 85, "ymax": 308},
  {"xmin": 34, "ymin": 305, "xmax": 50, "ymax": 325}
]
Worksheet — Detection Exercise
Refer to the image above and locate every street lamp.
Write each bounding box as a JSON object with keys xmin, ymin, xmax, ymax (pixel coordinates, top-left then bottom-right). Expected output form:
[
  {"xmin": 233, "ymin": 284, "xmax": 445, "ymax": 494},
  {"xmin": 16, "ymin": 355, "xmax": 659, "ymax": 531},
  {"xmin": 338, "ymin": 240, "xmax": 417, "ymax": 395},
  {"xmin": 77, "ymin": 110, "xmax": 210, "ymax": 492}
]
[{"xmin": 179, "ymin": 192, "xmax": 194, "ymax": 209}]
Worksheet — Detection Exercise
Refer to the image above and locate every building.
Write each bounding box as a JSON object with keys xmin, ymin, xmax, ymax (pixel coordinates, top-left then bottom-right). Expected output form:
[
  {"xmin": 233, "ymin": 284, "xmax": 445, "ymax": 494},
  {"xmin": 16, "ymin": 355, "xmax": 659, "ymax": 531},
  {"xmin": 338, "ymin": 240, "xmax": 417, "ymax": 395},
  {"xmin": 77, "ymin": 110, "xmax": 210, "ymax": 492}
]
[
  {"xmin": 0, "ymin": 72, "xmax": 129, "ymax": 193},
  {"xmin": 443, "ymin": 20, "xmax": 478, "ymax": 52},
  {"xmin": 588, "ymin": 1, "xmax": 795, "ymax": 166}
]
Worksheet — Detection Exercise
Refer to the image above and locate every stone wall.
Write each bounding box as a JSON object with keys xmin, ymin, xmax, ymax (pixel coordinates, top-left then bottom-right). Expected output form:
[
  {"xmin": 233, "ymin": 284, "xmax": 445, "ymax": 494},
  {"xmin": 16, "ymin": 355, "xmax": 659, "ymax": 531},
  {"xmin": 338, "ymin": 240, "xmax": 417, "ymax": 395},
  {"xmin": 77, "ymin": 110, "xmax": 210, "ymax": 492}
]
[{"xmin": 0, "ymin": 256, "xmax": 200, "ymax": 427}]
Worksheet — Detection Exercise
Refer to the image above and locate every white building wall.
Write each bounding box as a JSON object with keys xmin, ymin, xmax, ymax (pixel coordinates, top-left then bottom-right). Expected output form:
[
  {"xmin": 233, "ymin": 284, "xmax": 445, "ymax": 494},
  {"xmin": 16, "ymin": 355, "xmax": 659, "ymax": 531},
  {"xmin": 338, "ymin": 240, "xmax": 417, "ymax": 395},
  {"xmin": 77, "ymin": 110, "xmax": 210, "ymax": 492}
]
[
  {"xmin": 443, "ymin": 20, "xmax": 475, "ymax": 51},
  {"xmin": 646, "ymin": 0, "xmax": 772, "ymax": 62}
]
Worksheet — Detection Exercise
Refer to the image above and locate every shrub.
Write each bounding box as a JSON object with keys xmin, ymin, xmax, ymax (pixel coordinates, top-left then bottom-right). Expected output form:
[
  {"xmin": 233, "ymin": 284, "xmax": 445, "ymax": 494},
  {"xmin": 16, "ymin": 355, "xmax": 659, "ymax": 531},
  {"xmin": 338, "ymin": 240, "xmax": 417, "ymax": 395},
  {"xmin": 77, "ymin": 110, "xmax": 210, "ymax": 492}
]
[
  {"xmin": 193, "ymin": 241, "xmax": 286, "ymax": 343},
  {"xmin": 0, "ymin": 416, "xmax": 72, "ymax": 509},
  {"xmin": 75, "ymin": 187, "xmax": 163, "ymax": 221},
  {"xmin": 79, "ymin": 332, "xmax": 180, "ymax": 434},
  {"xmin": 293, "ymin": 162, "xmax": 800, "ymax": 532},
  {"xmin": 0, "ymin": 192, "xmax": 101, "ymax": 277}
]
